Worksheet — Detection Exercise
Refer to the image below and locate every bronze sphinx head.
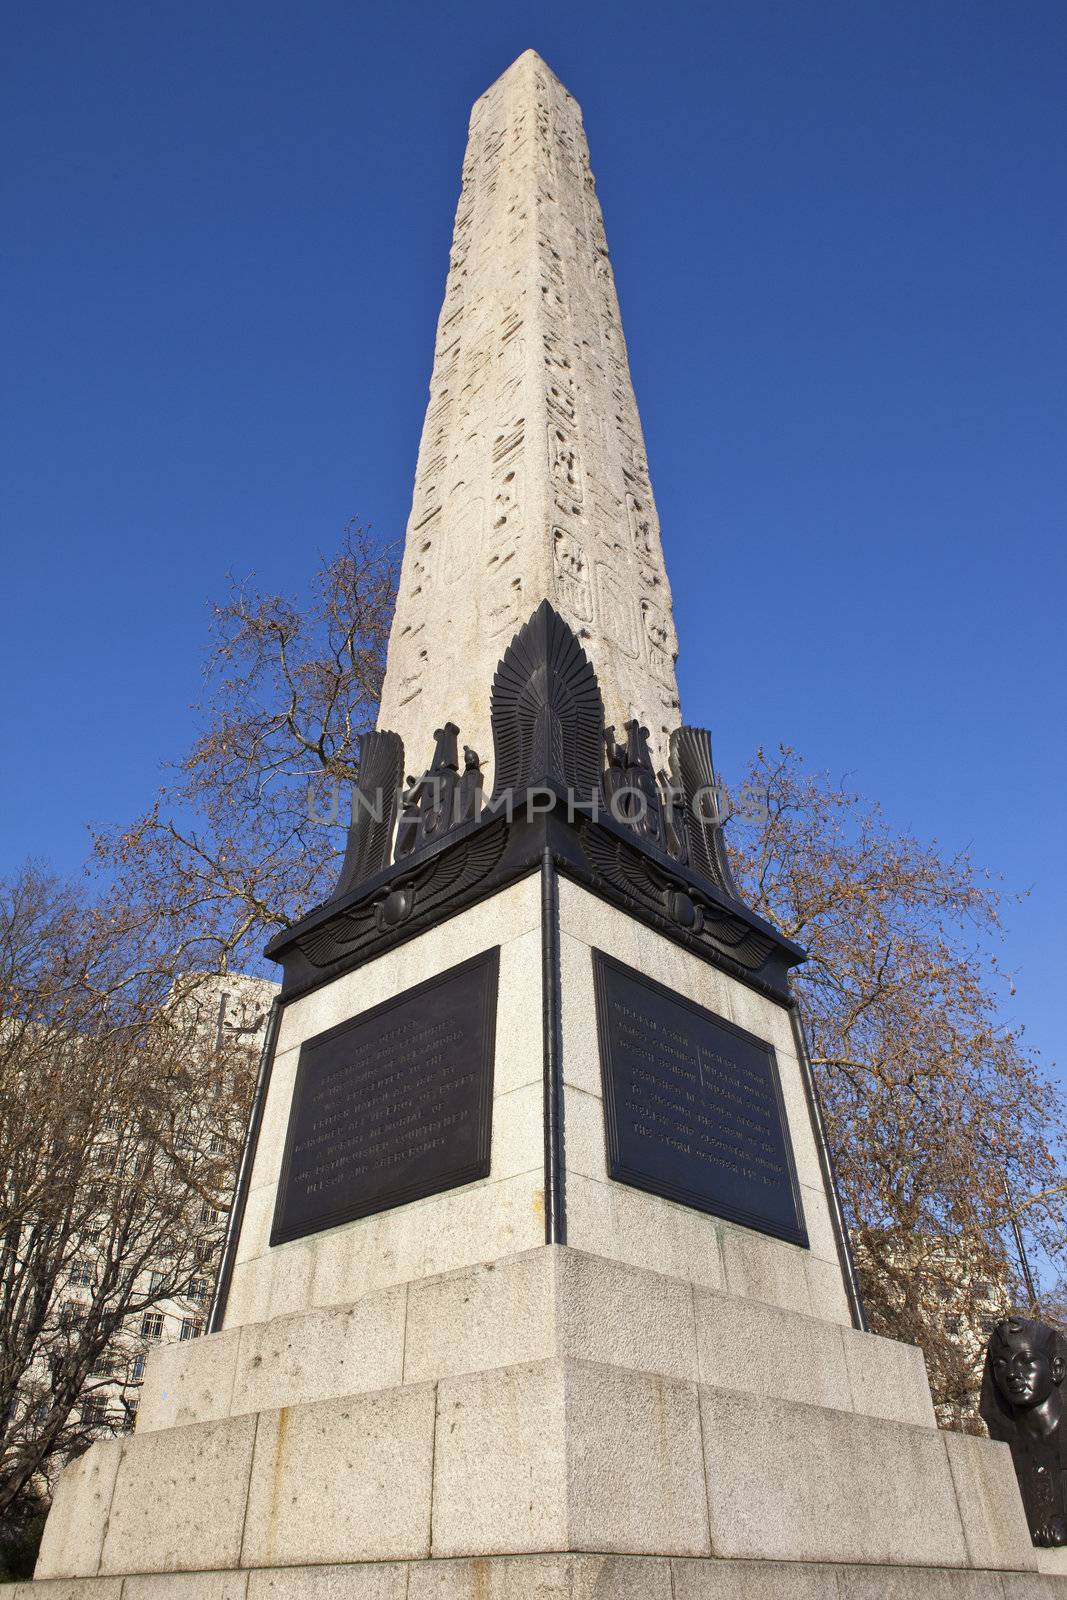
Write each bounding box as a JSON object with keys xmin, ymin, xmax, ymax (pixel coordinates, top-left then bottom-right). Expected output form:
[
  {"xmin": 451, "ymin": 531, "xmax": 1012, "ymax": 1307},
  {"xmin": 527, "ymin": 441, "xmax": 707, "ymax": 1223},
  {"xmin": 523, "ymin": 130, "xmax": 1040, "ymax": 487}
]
[{"xmin": 981, "ymin": 1316, "xmax": 1067, "ymax": 1548}]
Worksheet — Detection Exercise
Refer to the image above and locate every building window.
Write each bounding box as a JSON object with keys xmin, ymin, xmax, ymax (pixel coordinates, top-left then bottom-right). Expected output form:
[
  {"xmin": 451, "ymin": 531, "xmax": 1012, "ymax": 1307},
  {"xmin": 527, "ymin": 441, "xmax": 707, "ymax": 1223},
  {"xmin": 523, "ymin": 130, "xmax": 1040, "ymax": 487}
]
[
  {"xmin": 131, "ymin": 1354, "xmax": 146, "ymax": 1382},
  {"xmin": 147, "ymin": 1270, "xmax": 165, "ymax": 1294},
  {"xmin": 199, "ymin": 1200, "xmax": 224, "ymax": 1225},
  {"xmin": 59, "ymin": 1301, "xmax": 81, "ymax": 1329},
  {"xmin": 187, "ymin": 1278, "xmax": 208, "ymax": 1306},
  {"xmin": 179, "ymin": 1318, "xmax": 203, "ymax": 1342},
  {"xmin": 194, "ymin": 1238, "xmax": 216, "ymax": 1265},
  {"xmin": 81, "ymin": 1396, "xmax": 107, "ymax": 1426},
  {"xmin": 69, "ymin": 1261, "xmax": 95, "ymax": 1288},
  {"xmin": 140, "ymin": 1312, "xmax": 164, "ymax": 1340}
]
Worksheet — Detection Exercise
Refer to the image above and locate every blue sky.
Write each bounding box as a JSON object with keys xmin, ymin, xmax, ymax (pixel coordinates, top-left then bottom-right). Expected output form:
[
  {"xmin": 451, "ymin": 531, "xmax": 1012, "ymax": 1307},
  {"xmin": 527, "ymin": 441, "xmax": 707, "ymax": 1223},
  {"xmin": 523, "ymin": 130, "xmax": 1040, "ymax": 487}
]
[{"xmin": 2, "ymin": 1, "xmax": 1064, "ymax": 1082}]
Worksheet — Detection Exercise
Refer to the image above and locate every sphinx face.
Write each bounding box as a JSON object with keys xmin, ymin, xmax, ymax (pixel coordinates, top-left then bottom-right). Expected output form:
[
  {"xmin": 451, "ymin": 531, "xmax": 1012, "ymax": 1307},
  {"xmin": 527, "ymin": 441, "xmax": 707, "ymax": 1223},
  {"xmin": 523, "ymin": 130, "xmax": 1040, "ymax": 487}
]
[{"xmin": 993, "ymin": 1339, "xmax": 1058, "ymax": 1409}]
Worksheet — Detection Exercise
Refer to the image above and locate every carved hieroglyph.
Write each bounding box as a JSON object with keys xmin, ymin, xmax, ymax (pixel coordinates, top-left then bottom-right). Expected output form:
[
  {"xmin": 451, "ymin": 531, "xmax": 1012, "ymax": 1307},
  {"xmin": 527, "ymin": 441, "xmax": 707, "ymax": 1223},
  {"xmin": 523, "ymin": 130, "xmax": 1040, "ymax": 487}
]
[{"xmin": 377, "ymin": 50, "xmax": 681, "ymax": 783}]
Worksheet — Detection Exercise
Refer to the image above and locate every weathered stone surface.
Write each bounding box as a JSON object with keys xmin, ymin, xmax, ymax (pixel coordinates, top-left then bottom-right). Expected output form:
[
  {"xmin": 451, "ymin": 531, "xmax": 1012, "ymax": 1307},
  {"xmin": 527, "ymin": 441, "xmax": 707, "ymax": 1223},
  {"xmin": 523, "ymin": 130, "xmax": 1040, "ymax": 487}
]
[
  {"xmin": 556, "ymin": 1248, "xmax": 699, "ymax": 1382},
  {"xmin": 671, "ymin": 1559, "xmax": 837, "ymax": 1598},
  {"xmin": 247, "ymin": 1567, "xmax": 408, "ymax": 1599},
  {"xmin": 431, "ymin": 1358, "xmax": 709, "ymax": 1557},
  {"xmin": 35, "ymin": 1440, "xmax": 124, "ymax": 1580},
  {"xmin": 563, "ymin": 1359, "xmax": 710, "ymax": 1554},
  {"xmin": 408, "ymin": 1554, "xmax": 674, "ymax": 1600},
  {"xmin": 840, "ymin": 1319, "xmax": 936, "ymax": 1427},
  {"xmin": 718, "ymin": 1220, "xmax": 812, "ymax": 1316},
  {"xmin": 241, "ymin": 1385, "xmax": 436, "ymax": 1567},
  {"xmin": 693, "ymin": 1283, "xmax": 936, "ymax": 1430},
  {"xmin": 693, "ymin": 1286, "xmax": 852, "ymax": 1413},
  {"xmin": 242, "ymin": 1048, "xmax": 300, "ymax": 1200},
  {"xmin": 14, "ymin": 1582, "xmax": 125, "ymax": 1599},
  {"xmin": 559, "ymin": 1082, "xmax": 608, "ymax": 1182},
  {"xmin": 407, "ymin": 1246, "xmax": 699, "ymax": 1388},
  {"xmin": 230, "ymin": 1288, "xmax": 406, "ymax": 1416},
  {"xmin": 1004, "ymin": 1573, "xmax": 1067, "ymax": 1595},
  {"xmin": 431, "ymin": 1361, "xmax": 567, "ymax": 1556},
  {"xmin": 699, "ymin": 1386, "xmax": 968, "ymax": 1568},
  {"xmin": 608, "ymin": 1179, "xmax": 728, "ymax": 1293},
  {"xmin": 803, "ymin": 1253, "xmax": 853, "ymax": 1329},
  {"xmin": 376, "ymin": 51, "xmax": 680, "ymax": 783},
  {"xmin": 307, "ymin": 1203, "xmax": 428, "ymax": 1311},
  {"xmin": 135, "ymin": 1327, "xmax": 242, "ymax": 1433},
  {"xmin": 492, "ymin": 928, "xmax": 543, "ymax": 1097},
  {"xmin": 222, "ymin": 1256, "xmax": 273, "ymax": 1330},
  {"xmin": 835, "ymin": 1571, "xmax": 1008, "ymax": 1598},
  {"xmin": 942, "ymin": 1429, "xmax": 1037, "ymax": 1573},
  {"xmin": 14, "ymin": 1554, "xmax": 1067, "ymax": 1599},
  {"xmin": 122, "ymin": 1576, "xmax": 250, "ymax": 1599},
  {"xmin": 99, "ymin": 1415, "xmax": 256, "ymax": 1575},
  {"xmin": 404, "ymin": 1250, "xmax": 557, "ymax": 1383},
  {"xmin": 489, "ymin": 1081, "xmax": 546, "ymax": 1182}
]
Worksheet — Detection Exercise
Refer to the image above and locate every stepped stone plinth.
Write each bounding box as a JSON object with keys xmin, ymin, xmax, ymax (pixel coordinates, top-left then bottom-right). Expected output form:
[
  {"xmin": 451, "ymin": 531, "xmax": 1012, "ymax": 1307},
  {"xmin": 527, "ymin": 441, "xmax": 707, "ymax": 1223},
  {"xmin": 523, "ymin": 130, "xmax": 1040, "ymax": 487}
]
[{"xmin": 16, "ymin": 47, "xmax": 1063, "ymax": 1600}]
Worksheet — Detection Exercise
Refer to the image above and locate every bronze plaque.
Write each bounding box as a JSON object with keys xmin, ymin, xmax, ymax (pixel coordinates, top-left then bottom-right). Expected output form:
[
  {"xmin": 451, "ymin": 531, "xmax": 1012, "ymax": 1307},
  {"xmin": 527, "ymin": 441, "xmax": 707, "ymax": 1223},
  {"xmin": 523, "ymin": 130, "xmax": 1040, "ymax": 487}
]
[
  {"xmin": 271, "ymin": 947, "xmax": 499, "ymax": 1246},
  {"xmin": 592, "ymin": 950, "xmax": 807, "ymax": 1247}
]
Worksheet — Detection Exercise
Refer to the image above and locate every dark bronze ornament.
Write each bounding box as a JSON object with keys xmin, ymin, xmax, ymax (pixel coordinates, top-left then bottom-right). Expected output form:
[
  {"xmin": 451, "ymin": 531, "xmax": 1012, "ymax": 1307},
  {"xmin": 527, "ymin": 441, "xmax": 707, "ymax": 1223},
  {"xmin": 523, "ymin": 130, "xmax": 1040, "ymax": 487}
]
[
  {"xmin": 395, "ymin": 723, "xmax": 483, "ymax": 858},
  {"xmin": 659, "ymin": 769, "xmax": 690, "ymax": 866},
  {"xmin": 375, "ymin": 884, "xmax": 416, "ymax": 931},
  {"xmin": 603, "ymin": 720, "xmax": 665, "ymax": 848},
  {"xmin": 981, "ymin": 1316, "xmax": 1067, "ymax": 1547},
  {"xmin": 667, "ymin": 725, "xmax": 741, "ymax": 900},
  {"xmin": 267, "ymin": 604, "xmax": 803, "ymax": 1004},
  {"xmin": 578, "ymin": 820, "xmax": 776, "ymax": 973},
  {"xmin": 331, "ymin": 730, "xmax": 404, "ymax": 898},
  {"xmin": 291, "ymin": 819, "xmax": 509, "ymax": 972},
  {"xmin": 489, "ymin": 599, "xmax": 604, "ymax": 804}
]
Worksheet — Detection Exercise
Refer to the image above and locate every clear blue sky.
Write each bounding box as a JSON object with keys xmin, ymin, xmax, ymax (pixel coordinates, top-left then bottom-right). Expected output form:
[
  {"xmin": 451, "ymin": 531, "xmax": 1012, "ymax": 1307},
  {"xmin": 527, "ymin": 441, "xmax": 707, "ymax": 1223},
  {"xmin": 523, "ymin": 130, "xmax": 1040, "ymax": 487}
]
[{"xmin": 2, "ymin": 2, "xmax": 1064, "ymax": 1080}]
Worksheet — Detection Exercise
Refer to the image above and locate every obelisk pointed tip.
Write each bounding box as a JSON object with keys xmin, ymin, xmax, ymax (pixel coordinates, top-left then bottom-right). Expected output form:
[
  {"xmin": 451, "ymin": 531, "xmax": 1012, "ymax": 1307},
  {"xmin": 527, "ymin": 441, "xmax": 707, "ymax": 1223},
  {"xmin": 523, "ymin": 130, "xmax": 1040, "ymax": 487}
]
[{"xmin": 483, "ymin": 48, "xmax": 572, "ymax": 101}]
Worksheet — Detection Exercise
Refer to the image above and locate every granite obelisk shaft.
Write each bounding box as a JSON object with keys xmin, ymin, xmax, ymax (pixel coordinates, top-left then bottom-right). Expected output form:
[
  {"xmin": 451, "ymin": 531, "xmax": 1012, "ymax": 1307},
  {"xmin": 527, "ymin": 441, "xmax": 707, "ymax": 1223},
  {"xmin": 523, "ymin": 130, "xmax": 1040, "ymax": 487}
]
[{"xmin": 377, "ymin": 49, "xmax": 681, "ymax": 782}]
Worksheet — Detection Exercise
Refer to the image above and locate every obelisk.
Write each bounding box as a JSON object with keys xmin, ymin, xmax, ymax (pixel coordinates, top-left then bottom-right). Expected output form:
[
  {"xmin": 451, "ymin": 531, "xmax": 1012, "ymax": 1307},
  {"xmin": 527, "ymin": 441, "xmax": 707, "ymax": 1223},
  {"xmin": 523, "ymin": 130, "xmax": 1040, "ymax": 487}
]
[
  {"xmin": 378, "ymin": 49, "xmax": 680, "ymax": 782},
  {"xmin": 22, "ymin": 50, "xmax": 1060, "ymax": 1600}
]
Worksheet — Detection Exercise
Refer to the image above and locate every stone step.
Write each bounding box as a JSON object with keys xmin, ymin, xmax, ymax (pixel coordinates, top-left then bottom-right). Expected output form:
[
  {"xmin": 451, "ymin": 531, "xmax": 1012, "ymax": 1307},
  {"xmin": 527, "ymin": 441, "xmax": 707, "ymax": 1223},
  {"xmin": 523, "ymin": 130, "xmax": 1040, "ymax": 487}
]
[
  {"xmin": 37, "ymin": 1355, "xmax": 1032, "ymax": 1583},
  {"xmin": 8, "ymin": 1554, "xmax": 1067, "ymax": 1599},
  {"xmin": 135, "ymin": 1244, "xmax": 934, "ymax": 1437}
]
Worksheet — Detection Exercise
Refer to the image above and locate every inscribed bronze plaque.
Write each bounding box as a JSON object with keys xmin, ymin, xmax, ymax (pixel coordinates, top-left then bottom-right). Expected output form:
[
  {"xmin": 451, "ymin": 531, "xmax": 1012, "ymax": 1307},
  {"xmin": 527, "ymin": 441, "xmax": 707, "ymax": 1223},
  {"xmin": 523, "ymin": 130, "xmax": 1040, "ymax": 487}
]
[
  {"xmin": 271, "ymin": 947, "xmax": 499, "ymax": 1246},
  {"xmin": 592, "ymin": 950, "xmax": 807, "ymax": 1247}
]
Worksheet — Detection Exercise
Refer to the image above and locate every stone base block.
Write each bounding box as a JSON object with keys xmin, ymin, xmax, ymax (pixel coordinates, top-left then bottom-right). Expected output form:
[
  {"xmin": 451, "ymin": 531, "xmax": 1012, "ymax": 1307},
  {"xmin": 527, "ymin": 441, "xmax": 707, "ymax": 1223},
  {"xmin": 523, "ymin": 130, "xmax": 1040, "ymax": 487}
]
[
  {"xmin": 135, "ymin": 1246, "xmax": 934, "ymax": 1439},
  {"xmin": 34, "ymin": 1352, "xmax": 1036, "ymax": 1581},
  {"xmin": 8, "ymin": 1553, "xmax": 1067, "ymax": 1599}
]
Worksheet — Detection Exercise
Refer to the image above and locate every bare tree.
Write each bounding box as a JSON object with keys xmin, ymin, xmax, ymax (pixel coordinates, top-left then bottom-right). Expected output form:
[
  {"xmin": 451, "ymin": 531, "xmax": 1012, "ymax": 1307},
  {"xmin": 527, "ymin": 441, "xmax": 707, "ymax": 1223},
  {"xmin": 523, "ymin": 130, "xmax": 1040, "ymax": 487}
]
[
  {"xmin": 95, "ymin": 522, "xmax": 396, "ymax": 978},
  {"xmin": 0, "ymin": 868, "xmax": 259, "ymax": 1522},
  {"xmin": 727, "ymin": 747, "xmax": 1066, "ymax": 1425}
]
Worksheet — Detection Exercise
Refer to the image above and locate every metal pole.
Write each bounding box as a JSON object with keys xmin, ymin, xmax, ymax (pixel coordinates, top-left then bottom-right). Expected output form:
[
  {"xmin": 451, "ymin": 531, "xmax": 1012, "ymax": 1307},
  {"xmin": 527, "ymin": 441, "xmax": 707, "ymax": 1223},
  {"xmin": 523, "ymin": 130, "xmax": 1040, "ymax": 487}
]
[
  {"xmin": 789, "ymin": 1004, "xmax": 868, "ymax": 1332},
  {"xmin": 1002, "ymin": 1174, "xmax": 1040, "ymax": 1315},
  {"xmin": 541, "ymin": 845, "xmax": 566, "ymax": 1244},
  {"xmin": 208, "ymin": 997, "xmax": 282, "ymax": 1333}
]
